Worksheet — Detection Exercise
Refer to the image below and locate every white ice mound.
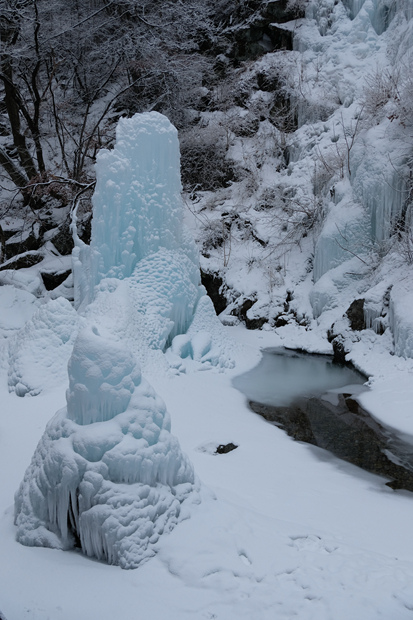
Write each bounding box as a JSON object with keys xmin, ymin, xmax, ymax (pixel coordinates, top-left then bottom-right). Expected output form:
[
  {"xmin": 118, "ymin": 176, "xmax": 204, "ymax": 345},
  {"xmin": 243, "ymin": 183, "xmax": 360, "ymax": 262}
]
[
  {"xmin": 167, "ymin": 295, "xmax": 236, "ymax": 371},
  {"xmin": 8, "ymin": 297, "xmax": 80, "ymax": 396},
  {"xmin": 86, "ymin": 246, "xmax": 200, "ymax": 360},
  {"xmin": 14, "ymin": 327, "xmax": 198, "ymax": 568}
]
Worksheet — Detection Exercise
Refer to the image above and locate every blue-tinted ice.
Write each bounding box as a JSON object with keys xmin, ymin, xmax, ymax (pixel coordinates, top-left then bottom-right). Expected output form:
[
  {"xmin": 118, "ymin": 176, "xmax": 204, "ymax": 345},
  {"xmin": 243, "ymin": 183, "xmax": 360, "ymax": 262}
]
[{"xmin": 233, "ymin": 348, "xmax": 366, "ymax": 407}]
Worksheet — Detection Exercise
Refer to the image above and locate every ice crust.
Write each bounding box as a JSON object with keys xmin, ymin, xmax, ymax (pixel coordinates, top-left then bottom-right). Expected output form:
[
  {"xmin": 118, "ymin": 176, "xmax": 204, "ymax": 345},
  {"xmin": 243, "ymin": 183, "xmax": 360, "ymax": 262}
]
[{"xmin": 14, "ymin": 327, "xmax": 198, "ymax": 569}]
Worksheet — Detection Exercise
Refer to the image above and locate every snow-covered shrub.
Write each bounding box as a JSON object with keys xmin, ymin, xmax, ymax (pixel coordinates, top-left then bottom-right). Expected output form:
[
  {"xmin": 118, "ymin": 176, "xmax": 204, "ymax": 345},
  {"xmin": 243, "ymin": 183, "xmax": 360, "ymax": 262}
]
[
  {"xmin": 14, "ymin": 327, "xmax": 198, "ymax": 569},
  {"xmin": 362, "ymin": 68, "xmax": 399, "ymax": 122},
  {"xmin": 180, "ymin": 123, "xmax": 235, "ymax": 191},
  {"xmin": 286, "ymin": 0, "xmax": 309, "ymax": 17}
]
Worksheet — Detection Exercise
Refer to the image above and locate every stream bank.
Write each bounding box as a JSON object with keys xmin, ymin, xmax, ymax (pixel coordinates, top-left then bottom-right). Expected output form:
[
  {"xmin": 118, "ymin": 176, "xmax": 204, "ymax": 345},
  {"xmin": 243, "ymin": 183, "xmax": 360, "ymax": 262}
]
[{"xmin": 233, "ymin": 347, "xmax": 413, "ymax": 492}]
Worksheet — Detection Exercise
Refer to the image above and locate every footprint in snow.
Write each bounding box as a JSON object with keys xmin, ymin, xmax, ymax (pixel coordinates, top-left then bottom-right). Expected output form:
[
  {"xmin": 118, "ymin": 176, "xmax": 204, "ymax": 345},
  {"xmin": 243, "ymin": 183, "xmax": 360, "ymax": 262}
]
[{"xmin": 289, "ymin": 535, "xmax": 338, "ymax": 554}]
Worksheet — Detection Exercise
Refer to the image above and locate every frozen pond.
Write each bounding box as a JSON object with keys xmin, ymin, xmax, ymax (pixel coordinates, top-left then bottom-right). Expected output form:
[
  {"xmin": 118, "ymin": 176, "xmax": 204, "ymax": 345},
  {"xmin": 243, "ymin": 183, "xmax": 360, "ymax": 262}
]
[
  {"xmin": 233, "ymin": 348, "xmax": 413, "ymax": 492},
  {"xmin": 232, "ymin": 347, "xmax": 366, "ymax": 407}
]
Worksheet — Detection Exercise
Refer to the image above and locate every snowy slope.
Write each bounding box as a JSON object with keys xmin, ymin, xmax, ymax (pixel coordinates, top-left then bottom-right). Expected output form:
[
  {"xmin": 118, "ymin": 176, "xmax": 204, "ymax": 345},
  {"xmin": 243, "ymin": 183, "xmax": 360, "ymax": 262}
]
[
  {"xmin": 190, "ymin": 0, "xmax": 413, "ymax": 359},
  {"xmin": 2, "ymin": 324, "xmax": 413, "ymax": 619}
]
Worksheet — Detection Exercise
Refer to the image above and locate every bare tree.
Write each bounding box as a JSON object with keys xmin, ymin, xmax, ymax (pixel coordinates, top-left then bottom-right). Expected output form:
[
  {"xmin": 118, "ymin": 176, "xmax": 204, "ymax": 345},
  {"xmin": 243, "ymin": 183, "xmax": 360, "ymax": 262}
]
[{"xmin": 0, "ymin": 0, "xmax": 215, "ymax": 209}]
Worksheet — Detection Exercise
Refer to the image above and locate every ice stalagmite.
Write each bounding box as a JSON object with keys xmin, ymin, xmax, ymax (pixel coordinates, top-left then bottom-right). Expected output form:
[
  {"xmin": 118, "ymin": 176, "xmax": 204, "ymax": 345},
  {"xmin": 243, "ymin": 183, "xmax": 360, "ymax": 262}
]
[
  {"xmin": 72, "ymin": 111, "xmax": 230, "ymax": 367},
  {"xmin": 73, "ymin": 112, "xmax": 201, "ymax": 333},
  {"xmin": 14, "ymin": 327, "xmax": 198, "ymax": 568}
]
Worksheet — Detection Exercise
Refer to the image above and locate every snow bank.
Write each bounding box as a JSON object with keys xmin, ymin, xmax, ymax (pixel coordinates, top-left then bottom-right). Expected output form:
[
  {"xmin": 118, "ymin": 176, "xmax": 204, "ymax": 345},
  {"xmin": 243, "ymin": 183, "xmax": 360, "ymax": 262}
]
[
  {"xmin": 0, "ymin": 285, "xmax": 37, "ymax": 338},
  {"xmin": 14, "ymin": 327, "xmax": 198, "ymax": 569}
]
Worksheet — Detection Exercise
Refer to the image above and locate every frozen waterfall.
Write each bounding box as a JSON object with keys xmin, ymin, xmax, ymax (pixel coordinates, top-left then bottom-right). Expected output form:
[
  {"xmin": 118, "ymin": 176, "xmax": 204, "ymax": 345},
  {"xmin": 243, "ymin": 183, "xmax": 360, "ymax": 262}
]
[
  {"xmin": 14, "ymin": 112, "xmax": 234, "ymax": 568},
  {"xmin": 73, "ymin": 111, "xmax": 231, "ymax": 367}
]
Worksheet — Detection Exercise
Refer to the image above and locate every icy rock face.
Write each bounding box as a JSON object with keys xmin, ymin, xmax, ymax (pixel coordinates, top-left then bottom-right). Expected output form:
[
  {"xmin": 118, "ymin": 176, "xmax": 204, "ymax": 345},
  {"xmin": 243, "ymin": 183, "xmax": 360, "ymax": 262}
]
[
  {"xmin": 313, "ymin": 193, "xmax": 369, "ymax": 282},
  {"xmin": 350, "ymin": 133, "xmax": 408, "ymax": 244},
  {"xmin": 14, "ymin": 327, "xmax": 198, "ymax": 569},
  {"xmin": 389, "ymin": 283, "xmax": 413, "ymax": 359},
  {"xmin": 303, "ymin": 0, "xmax": 413, "ymax": 345}
]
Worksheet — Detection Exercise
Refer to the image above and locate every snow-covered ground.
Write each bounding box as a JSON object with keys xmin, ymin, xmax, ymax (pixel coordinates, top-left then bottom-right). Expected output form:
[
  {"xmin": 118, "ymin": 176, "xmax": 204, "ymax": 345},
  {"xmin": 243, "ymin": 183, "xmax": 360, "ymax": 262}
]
[{"xmin": 2, "ymin": 316, "xmax": 413, "ymax": 620}]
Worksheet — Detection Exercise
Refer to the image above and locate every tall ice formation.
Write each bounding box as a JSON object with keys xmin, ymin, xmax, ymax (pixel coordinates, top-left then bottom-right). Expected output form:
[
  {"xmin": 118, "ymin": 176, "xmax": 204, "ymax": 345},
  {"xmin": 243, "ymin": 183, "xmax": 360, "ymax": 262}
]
[
  {"xmin": 72, "ymin": 111, "xmax": 229, "ymax": 366},
  {"xmin": 14, "ymin": 112, "xmax": 213, "ymax": 567},
  {"xmin": 14, "ymin": 327, "xmax": 198, "ymax": 568},
  {"xmin": 73, "ymin": 111, "xmax": 200, "ymax": 310}
]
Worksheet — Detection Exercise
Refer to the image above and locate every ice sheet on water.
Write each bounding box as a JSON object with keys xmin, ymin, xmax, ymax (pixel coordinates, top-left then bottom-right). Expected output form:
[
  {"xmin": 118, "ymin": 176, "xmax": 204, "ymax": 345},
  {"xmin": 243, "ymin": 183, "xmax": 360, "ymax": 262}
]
[
  {"xmin": 232, "ymin": 347, "xmax": 365, "ymax": 407},
  {"xmin": 14, "ymin": 327, "xmax": 199, "ymax": 569}
]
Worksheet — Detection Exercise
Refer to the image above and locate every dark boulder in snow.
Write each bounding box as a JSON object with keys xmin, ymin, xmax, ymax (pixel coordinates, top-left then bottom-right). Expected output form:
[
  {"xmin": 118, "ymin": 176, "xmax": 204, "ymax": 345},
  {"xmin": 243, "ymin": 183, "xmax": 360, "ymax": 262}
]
[
  {"xmin": 41, "ymin": 269, "xmax": 72, "ymax": 291},
  {"xmin": 345, "ymin": 299, "xmax": 366, "ymax": 331},
  {"xmin": 200, "ymin": 269, "xmax": 228, "ymax": 315}
]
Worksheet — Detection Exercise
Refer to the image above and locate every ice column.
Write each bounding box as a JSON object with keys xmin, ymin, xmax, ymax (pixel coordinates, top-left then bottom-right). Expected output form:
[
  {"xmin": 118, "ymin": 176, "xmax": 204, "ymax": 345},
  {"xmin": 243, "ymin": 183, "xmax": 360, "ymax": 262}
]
[
  {"xmin": 73, "ymin": 112, "xmax": 199, "ymax": 308},
  {"xmin": 14, "ymin": 327, "xmax": 198, "ymax": 569}
]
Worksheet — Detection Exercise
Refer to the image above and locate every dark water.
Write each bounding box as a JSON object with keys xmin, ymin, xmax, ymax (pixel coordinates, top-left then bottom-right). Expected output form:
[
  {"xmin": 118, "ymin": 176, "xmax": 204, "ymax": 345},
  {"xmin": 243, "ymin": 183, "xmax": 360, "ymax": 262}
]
[{"xmin": 233, "ymin": 348, "xmax": 413, "ymax": 492}]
